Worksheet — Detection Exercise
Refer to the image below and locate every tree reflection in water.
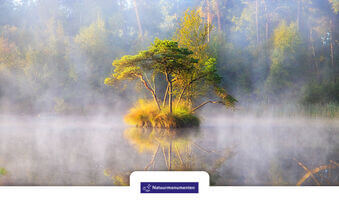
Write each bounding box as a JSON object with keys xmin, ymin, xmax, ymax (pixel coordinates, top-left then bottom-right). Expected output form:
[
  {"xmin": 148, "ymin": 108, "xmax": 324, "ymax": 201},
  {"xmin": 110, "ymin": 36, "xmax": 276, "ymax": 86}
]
[{"xmin": 105, "ymin": 128, "xmax": 235, "ymax": 185}]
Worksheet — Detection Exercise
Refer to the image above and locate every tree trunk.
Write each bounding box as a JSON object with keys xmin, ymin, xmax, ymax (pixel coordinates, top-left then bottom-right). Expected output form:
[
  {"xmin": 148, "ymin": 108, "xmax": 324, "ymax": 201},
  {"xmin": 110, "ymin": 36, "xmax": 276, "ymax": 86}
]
[
  {"xmin": 165, "ymin": 72, "xmax": 173, "ymax": 113},
  {"xmin": 140, "ymin": 76, "xmax": 161, "ymax": 110},
  {"xmin": 176, "ymin": 85, "xmax": 187, "ymax": 108},
  {"xmin": 215, "ymin": 0, "xmax": 221, "ymax": 32},
  {"xmin": 330, "ymin": 16, "xmax": 335, "ymax": 68},
  {"xmin": 169, "ymin": 81, "xmax": 173, "ymax": 113},
  {"xmin": 310, "ymin": 29, "xmax": 319, "ymax": 79},
  {"xmin": 263, "ymin": 0, "xmax": 270, "ymax": 78},
  {"xmin": 297, "ymin": 0, "xmax": 301, "ymax": 31},
  {"xmin": 133, "ymin": 0, "xmax": 143, "ymax": 38},
  {"xmin": 163, "ymin": 84, "xmax": 169, "ymax": 107},
  {"xmin": 263, "ymin": 0, "xmax": 269, "ymax": 41},
  {"xmin": 255, "ymin": 0, "xmax": 259, "ymax": 46},
  {"xmin": 207, "ymin": 0, "xmax": 211, "ymax": 42}
]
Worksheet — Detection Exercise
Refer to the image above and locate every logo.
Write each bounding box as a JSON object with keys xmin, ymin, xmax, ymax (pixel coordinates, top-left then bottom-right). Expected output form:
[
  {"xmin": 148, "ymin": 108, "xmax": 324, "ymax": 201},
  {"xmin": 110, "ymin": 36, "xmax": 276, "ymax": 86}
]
[
  {"xmin": 142, "ymin": 184, "xmax": 152, "ymax": 192},
  {"xmin": 140, "ymin": 182, "xmax": 199, "ymax": 194}
]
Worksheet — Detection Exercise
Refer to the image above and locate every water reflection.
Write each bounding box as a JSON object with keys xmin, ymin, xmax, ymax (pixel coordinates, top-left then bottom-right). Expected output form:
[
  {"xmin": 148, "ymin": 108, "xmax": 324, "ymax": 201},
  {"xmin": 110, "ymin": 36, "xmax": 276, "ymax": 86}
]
[
  {"xmin": 0, "ymin": 116, "xmax": 338, "ymax": 185},
  {"xmin": 104, "ymin": 128, "xmax": 235, "ymax": 185},
  {"xmin": 125, "ymin": 128, "xmax": 234, "ymax": 171},
  {"xmin": 105, "ymin": 119, "xmax": 339, "ymax": 186}
]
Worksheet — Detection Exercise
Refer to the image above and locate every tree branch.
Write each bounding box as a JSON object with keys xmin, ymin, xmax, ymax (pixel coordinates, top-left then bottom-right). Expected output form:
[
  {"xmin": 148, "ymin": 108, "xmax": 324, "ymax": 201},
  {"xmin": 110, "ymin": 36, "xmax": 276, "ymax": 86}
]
[
  {"xmin": 176, "ymin": 74, "xmax": 208, "ymax": 107},
  {"xmin": 139, "ymin": 75, "xmax": 161, "ymax": 110},
  {"xmin": 143, "ymin": 72, "xmax": 153, "ymax": 90},
  {"xmin": 163, "ymin": 84, "xmax": 169, "ymax": 107},
  {"xmin": 191, "ymin": 100, "xmax": 224, "ymax": 112}
]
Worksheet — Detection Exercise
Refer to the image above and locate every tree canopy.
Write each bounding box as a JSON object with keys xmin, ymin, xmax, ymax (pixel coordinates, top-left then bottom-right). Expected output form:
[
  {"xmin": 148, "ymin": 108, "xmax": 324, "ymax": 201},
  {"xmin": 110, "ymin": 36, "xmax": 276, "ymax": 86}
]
[{"xmin": 105, "ymin": 38, "xmax": 236, "ymax": 113}]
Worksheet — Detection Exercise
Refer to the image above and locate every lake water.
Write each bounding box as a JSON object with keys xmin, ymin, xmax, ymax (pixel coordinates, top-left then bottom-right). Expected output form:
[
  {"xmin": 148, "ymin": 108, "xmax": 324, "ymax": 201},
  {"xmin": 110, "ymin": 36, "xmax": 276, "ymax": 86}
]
[{"xmin": 0, "ymin": 115, "xmax": 338, "ymax": 185}]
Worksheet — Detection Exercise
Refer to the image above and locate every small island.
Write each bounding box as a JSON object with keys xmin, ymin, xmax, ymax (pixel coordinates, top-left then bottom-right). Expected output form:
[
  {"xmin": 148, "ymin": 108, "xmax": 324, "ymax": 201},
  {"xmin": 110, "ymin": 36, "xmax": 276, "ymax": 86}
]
[{"xmin": 104, "ymin": 10, "xmax": 236, "ymax": 128}]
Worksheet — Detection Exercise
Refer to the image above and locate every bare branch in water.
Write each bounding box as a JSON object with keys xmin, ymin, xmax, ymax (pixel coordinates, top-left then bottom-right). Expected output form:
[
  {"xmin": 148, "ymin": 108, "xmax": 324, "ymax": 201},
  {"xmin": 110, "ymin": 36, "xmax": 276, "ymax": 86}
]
[
  {"xmin": 294, "ymin": 158, "xmax": 321, "ymax": 185},
  {"xmin": 295, "ymin": 160, "xmax": 338, "ymax": 186}
]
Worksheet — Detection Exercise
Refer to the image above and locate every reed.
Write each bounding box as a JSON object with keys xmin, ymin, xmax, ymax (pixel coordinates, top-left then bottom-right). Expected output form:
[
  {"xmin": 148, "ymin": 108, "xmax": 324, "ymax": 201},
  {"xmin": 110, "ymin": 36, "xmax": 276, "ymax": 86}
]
[{"xmin": 124, "ymin": 100, "xmax": 200, "ymax": 128}]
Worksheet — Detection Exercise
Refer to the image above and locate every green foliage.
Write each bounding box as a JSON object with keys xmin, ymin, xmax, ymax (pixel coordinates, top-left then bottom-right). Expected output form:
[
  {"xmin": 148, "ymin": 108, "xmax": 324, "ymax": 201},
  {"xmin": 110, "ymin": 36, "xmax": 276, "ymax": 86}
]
[
  {"xmin": 231, "ymin": 2, "xmax": 257, "ymax": 46},
  {"xmin": 75, "ymin": 15, "xmax": 113, "ymax": 88},
  {"xmin": 265, "ymin": 22, "xmax": 302, "ymax": 96},
  {"xmin": 75, "ymin": 16, "xmax": 108, "ymax": 57},
  {"xmin": 173, "ymin": 9, "xmax": 215, "ymax": 101},
  {"xmin": 301, "ymin": 103, "xmax": 339, "ymax": 118},
  {"xmin": 214, "ymin": 87, "xmax": 238, "ymax": 107},
  {"xmin": 0, "ymin": 168, "xmax": 7, "ymax": 176},
  {"xmin": 174, "ymin": 9, "xmax": 211, "ymax": 63},
  {"xmin": 272, "ymin": 22, "xmax": 301, "ymax": 53},
  {"xmin": 105, "ymin": 39, "xmax": 197, "ymax": 86},
  {"xmin": 105, "ymin": 36, "xmax": 236, "ymax": 119},
  {"xmin": 105, "ymin": 38, "xmax": 202, "ymax": 112},
  {"xmin": 124, "ymin": 100, "xmax": 200, "ymax": 128},
  {"xmin": 302, "ymin": 81, "xmax": 339, "ymax": 105},
  {"xmin": 150, "ymin": 39, "xmax": 197, "ymax": 76}
]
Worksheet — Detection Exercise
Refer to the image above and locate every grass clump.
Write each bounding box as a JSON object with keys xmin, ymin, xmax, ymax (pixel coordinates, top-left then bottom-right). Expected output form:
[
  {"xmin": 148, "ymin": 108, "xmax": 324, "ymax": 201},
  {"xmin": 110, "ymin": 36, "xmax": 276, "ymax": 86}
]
[{"xmin": 124, "ymin": 100, "xmax": 200, "ymax": 128}]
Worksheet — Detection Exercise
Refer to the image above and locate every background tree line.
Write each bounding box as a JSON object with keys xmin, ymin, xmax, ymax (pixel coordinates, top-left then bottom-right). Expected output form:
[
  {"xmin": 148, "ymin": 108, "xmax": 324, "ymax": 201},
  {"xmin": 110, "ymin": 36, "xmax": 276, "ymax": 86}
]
[{"xmin": 0, "ymin": 0, "xmax": 338, "ymax": 114}]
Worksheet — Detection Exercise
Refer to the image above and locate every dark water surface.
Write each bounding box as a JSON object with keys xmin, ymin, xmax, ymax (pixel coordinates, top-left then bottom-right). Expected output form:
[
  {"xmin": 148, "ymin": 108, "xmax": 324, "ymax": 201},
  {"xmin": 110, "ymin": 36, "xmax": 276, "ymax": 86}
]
[{"xmin": 0, "ymin": 115, "xmax": 338, "ymax": 185}]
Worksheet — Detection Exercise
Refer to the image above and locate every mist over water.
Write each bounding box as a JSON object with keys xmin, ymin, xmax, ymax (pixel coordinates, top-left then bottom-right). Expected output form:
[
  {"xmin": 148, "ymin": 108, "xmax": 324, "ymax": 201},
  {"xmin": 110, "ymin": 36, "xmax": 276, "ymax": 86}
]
[
  {"xmin": 0, "ymin": 0, "xmax": 338, "ymax": 186},
  {"xmin": 0, "ymin": 114, "xmax": 337, "ymax": 185}
]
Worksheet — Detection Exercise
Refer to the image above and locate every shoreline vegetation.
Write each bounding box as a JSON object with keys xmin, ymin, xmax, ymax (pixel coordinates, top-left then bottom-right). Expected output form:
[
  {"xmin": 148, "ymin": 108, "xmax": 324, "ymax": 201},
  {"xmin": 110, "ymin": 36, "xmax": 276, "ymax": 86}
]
[{"xmin": 124, "ymin": 100, "xmax": 200, "ymax": 128}]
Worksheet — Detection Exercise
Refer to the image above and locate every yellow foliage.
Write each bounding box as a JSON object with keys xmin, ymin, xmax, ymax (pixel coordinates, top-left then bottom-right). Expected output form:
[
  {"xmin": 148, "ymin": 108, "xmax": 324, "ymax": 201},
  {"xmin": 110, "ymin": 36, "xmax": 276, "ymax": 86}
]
[
  {"xmin": 124, "ymin": 100, "xmax": 200, "ymax": 128},
  {"xmin": 273, "ymin": 21, "xmax": 300, "ymax": 53}
]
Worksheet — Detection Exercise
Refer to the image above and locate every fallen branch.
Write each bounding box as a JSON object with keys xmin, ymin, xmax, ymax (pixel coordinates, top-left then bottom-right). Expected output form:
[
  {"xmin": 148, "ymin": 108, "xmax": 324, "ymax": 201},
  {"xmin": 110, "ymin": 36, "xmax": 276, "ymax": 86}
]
[{"xmin": 294, "ymin": 158, "xmax": 320, "ymax": 185}]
